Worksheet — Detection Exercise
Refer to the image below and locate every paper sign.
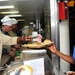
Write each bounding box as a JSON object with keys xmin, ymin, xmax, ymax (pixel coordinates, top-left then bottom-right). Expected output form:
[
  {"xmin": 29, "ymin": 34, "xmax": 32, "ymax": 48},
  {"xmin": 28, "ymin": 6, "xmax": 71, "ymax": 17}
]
[{"xmin": 23, "ymin": 58, "xmax": 45, "ymax": 75}]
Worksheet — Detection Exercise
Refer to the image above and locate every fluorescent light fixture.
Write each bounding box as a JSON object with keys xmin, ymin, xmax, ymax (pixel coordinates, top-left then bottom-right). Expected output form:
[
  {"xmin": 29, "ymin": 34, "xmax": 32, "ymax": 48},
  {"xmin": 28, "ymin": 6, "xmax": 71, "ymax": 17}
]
[
  {"xmin": 1, "ymin": 11, "xmax": 19, "ymax": 14},
  {"xmin": 0, "ymin": 5, "xmax": 14, "ymax": 9},
  {"xmin": 0, "ymin": 0, "xmax": 9, "ymax": 1},
  {"xmin": 30, "ymin": 22, "xmax": 33, "ymax": 24},
  {"xmin": 6, "ymin": 14, "xmax": 22, "ymax": 17},
  {"xmin": 17, "ymin": 19, "xmax": 25, "ymax": 21}
]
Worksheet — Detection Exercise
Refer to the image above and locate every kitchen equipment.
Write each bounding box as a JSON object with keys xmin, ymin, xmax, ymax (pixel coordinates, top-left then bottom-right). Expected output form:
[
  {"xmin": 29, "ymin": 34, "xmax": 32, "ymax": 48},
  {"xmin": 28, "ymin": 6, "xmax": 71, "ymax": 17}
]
[
  {"xmin": 21, "ymin": 49, "xmax": 54, "ymax": 75},
  {"xmin": 2, "ymin": 49, "xmax": 54, "ymax": 75}
]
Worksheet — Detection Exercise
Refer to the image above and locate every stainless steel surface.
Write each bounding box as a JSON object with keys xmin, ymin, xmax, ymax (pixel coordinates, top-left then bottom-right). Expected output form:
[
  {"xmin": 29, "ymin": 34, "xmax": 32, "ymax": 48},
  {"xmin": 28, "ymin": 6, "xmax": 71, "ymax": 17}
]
[
  {"xmin": 21, "ymin": 49, "xmax": 54, "ymax": 75},
  {"xmin": 1, "ymin": 50, "xmax": 66, "ymax": 75},
  {"xmin": 52, "ymin": 55, "xmax": 65, "ymax": 75},
  {"xmin": 2, "ymin": 49, "xmax": 54, "ymax": 75},
  {"xmin": 2, "ymin": 60, "xmax": 23, "ymax": 75},
  {"xmin": 50, "ymin": 0, "xmax": 60, "ymax": 69}
]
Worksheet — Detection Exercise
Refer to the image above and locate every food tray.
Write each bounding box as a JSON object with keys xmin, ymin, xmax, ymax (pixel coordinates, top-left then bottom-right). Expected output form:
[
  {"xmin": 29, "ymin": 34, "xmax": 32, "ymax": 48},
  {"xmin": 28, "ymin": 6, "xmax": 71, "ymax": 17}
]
[{"xmin": 22, "ymin": 42, "xmax": 53, "ymax": 49}]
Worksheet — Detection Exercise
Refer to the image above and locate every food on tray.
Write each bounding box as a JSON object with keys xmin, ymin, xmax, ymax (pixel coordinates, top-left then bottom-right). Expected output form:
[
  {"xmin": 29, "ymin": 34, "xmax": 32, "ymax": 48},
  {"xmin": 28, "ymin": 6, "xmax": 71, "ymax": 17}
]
[
  {"xmin": 67, "ymin": 71, "xmax": 75, "ymax": 75},
  {"xmin": 10, "ymin": 65, "xmax": 33, "ymax": 75},
  {"xmin": 22, "ymin": 39, "xmax": 53, "ymax": 48},
  {"xmin": 22, "ymin": 42, "xmax": 44, "ymax": 48},
  {"xmin": 44, "ymin": 39, "xmax": 52, "ymax": 44}
]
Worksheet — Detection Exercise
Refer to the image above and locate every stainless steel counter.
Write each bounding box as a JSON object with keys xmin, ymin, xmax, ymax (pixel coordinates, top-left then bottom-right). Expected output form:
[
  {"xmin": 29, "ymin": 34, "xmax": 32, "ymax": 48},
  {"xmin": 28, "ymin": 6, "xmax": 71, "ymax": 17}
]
[{"xmin": 1, "ymin": 49, "xmax": 66, "ymax": 75}]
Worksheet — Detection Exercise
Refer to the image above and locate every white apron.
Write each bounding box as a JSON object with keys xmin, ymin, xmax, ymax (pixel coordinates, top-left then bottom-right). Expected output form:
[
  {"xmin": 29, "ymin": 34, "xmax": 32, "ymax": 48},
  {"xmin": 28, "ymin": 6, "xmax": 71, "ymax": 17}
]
[
  {"xmin": 0, "ymin": 33, "xmax": 2, "ymax": 64},
  {"xmin": 0, "ymin": 31, "xmax": 18, "ymax": 64}
]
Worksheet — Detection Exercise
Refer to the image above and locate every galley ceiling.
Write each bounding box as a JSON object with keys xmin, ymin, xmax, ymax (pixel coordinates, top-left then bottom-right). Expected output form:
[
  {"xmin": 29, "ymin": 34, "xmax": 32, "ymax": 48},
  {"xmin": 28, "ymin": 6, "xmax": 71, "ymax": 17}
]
[{"xmin": 0, "ymin": 0, "xmax": 45, "ymax": 24}]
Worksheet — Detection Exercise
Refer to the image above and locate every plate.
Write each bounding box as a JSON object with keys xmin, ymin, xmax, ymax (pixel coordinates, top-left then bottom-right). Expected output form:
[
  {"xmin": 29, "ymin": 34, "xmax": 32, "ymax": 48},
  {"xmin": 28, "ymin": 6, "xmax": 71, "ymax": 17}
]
[{"xmin": 22, "ymin": 42, "xmax": 53, "ymax": 49}]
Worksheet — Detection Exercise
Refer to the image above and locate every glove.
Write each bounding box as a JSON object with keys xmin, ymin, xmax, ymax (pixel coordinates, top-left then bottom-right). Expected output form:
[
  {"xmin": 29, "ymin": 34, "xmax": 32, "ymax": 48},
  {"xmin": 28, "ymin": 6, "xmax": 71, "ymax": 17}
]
[{"xmin": 33, "ymin": 34, "xmax": 42, "ymax": 43}]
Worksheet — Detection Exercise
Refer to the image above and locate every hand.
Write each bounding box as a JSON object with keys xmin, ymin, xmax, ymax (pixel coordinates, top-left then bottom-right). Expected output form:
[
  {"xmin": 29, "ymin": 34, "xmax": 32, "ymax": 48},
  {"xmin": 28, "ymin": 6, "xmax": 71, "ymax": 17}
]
[
  {"xmin": 14, "ymin": 44, "xmax": 21, "ymax": 49},
  {"xmin": 9, "ymin": 50, "xmax": 15, "ymax": 57},
  {"xmin": 47, "ymin": 42, "xmax": 57, "ymax": 53},
  {"xmin": 24, "ymin": 36, "xmax": 32, "ymax": 41},
  {"xmin": 11, "ymin": 48, "xmax": 16, "ymax": 52},
  {"xmin": 67, "ymin": 71, "xmax": 75, "ymax": 75},
  {"xmin": 9, "ymin": 48, "xmax": 16, "ymax": 56}
]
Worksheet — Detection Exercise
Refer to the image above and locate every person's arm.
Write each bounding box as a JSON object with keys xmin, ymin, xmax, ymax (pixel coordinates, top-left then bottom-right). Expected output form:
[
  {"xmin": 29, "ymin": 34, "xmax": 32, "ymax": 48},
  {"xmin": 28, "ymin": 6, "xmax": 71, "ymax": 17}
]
[
  {"xmin": 55, "ymin": 49, "xmax": 75, "ymax": 64},
  {"xmin": 17, "ymin": 37, "xmax": 23, "ymax": 43},
  {"xmin": 17, "ymin": 36, "xmax": 32, "ymax": 43},
  {"xmin": 47, "ymin": 42, "xmax": 75, "ymax": 64},
  {"xmin": 2, "ymin": 32, "xmax": 31, "ymax": 45}
]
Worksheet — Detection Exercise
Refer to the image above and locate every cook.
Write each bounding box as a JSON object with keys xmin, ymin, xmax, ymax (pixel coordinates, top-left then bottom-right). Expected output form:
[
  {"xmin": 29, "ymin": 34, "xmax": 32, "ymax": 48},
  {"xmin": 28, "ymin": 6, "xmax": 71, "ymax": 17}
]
[{"xmin": 0, "ymin": 16, "xmax": 31, "ymax": 65}]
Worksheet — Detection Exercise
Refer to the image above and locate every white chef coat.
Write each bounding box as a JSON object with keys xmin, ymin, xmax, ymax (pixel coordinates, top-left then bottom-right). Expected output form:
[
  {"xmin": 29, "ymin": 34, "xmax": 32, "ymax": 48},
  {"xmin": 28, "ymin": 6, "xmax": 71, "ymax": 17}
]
[{"xmin": 0, "ymin": 31, "xmax": 18, "ymax": 64}]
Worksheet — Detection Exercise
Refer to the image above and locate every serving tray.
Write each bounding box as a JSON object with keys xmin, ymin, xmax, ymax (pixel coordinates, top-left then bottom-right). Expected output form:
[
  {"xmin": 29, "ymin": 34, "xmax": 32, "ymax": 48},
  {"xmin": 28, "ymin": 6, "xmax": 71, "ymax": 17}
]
[{"xmin": 22, "ymin": 42, "xmax": 53, "ymax": 49}]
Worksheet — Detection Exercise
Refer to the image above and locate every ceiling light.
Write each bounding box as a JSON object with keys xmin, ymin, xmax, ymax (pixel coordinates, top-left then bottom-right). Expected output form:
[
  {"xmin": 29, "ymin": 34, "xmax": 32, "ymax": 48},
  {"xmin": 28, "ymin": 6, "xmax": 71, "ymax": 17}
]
[
  {"xmin": 0, "ymin": 5, "xmax": 14, "ymax": 9},
  {"xmin": 1, "ymin": 11, "xmax": 19, "ymax": 14},
  {"xmin": 6, "ymin": 14, "xmax": 22, "ymax": 17},
  {"xmin": 30, "ymin": 22, "xmax": 33, "ymax": 24},
  {"xmin": 0, "ymin": 0, "xmax": 9, "ymax": 1}
]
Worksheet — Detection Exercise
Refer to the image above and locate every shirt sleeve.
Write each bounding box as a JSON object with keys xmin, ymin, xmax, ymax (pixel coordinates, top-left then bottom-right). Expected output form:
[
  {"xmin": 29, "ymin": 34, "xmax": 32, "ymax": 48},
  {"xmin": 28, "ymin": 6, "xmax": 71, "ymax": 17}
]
[
  {"xmin": 73, "ymin": 46, "xmax": 75, "ymax": 60},
  {"xmin": 2, "ymin": 33, "xmax": 18, "ymax": 45}
]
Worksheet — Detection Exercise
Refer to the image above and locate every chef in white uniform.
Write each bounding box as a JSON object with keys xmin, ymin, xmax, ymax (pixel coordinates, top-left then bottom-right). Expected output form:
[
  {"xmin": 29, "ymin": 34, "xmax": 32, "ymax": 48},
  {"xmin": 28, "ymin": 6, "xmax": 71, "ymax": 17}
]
[
  {"xmin": 8, "ymin": 18, "xmax": 21, "ymax": 56},
  {"xmin": 8, "ymin": 18, "xmax": 18, "ymax": 37},
  {"xmin": 0, "ymin": 16, "xmax": 31, "ymax": 65}
]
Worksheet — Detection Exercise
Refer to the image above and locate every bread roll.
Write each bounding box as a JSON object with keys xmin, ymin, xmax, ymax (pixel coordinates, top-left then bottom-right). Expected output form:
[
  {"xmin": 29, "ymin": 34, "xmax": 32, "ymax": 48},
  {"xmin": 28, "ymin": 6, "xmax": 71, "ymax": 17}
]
[
  {"xmin": 44, "ymin": 39, "xmax": 52, "ymax": 44},
  {"xmin": 19, "ymin": 65, "xmax": 33, "ymax": 75},
  {"xmin": 10, "ymin": 65, "xmax": 33, "ymax": 75}
]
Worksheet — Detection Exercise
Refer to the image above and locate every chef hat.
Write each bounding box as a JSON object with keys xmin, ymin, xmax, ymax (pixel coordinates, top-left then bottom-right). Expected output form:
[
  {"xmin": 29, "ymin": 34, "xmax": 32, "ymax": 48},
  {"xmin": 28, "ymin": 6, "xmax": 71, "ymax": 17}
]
[
  {"xmin": 1, "ymin": 16, "xmax": 12, "ymax": 26},
  {"xmin": 11, "ymin": 18, "xmax": 18, "ymax": 25}
]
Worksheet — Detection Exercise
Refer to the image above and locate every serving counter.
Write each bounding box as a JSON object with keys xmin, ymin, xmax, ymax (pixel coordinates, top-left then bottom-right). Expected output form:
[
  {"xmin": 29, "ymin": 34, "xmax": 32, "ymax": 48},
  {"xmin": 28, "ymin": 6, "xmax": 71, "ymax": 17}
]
[{"xmin": 1, "ymin": 49, "xmax": 66, "ymax": 75}]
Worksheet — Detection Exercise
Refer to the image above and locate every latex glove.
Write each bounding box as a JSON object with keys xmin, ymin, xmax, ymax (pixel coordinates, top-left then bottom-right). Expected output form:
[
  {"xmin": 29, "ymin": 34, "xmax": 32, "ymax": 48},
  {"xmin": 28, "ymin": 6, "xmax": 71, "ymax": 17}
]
[{"xmin": 33, "ymin": 34, "xmax": 42, "ymax": 43}]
